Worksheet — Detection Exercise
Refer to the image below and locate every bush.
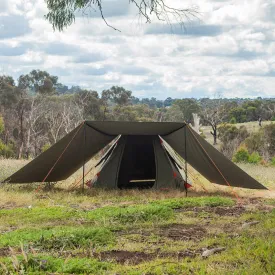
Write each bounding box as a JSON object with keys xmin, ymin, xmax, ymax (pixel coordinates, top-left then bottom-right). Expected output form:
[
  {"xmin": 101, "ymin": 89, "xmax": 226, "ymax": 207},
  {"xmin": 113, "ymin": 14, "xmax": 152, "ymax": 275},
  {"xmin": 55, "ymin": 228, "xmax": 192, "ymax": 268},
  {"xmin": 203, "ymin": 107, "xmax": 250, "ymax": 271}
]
[
  {"xmin": 232, "ymin": 146, "xmax": 250, "ymax": 163},
  {"xmin": 0, "ymin": 141, "xmax": 14, "ymax": 158},
  {"xmin": 248, "ymin": 152, "xmax": 262, "ymax": 164},
  {"xmin": 245, "ymin": 132, "xmax": 263, "ymax": 154},
  {"xmin": 200, "ymin": 130, "xmax": 206, "ymax": 139},
  {"xmin": 218, "ymin": 124, "xmax": 248, "ymax": 144},
  {"xmin": 271, "ymin": 117, "xmax": 275, "ymax": 122},
  {"xmin": 0, "ymin": 116, "xmax": 4, "ymax": 134},
  {"xmin": 219, "ymin": 124, "xmax": 249, "ymax": 159},
  {"xmin": 229, "ymin": 117, "xmax": 237, "ymax": 124},
  {"xmin": 42, "ymin": 143, "xmax": 51, "ymax": 152},
  {"xmin": 263, "ymin": 124, "xmax": 275, "ymax": 156},
  {"xmin": 271, "ymin": 157, "xmax": 275, "ymax": 166}
]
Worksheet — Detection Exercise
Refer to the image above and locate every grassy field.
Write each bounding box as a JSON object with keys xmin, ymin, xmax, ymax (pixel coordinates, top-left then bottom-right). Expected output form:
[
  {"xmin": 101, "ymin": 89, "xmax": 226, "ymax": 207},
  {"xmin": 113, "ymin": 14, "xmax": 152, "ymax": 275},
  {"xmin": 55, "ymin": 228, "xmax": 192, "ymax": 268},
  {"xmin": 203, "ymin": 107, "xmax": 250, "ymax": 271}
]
[{"xmin": 0, "ymin": 158, "xmax": 275, "ymax": 274}]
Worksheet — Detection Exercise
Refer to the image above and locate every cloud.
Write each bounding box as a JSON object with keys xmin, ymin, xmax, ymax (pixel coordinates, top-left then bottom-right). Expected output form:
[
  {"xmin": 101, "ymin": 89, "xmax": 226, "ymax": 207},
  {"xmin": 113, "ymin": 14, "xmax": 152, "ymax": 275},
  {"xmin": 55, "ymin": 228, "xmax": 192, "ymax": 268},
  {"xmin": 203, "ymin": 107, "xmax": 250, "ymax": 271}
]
[
  {"xmin": 1, "ymin": 0, "xmax": 275, "ymax": 98},
  {"xmin": 42, "ymin": 42, "xmax": 81, "ymax": 56},
  {"xmin": 120, "ymin": 66, "xmax": 151, "ymax": 75},
  {"xmin": 0, "ymin": 43, "xmax": 27, "ymax": 56},
  {"xmin": 75, "ymin": 0, "xmax": 130, "ymax": 18},
  {"xmin": 0, "ymin": 15, "xmax": 31, "ymax": 39},
  {"xmin": 72, "ymin": 53, "xmax": 106, "ymax": 63},
  {"xmin": 80, "ymin": 65, "xmax": 109, "ymax": 76},
  {"xmin": 145, "ymin": 23, "xmax": 223, "ymax": 36}
]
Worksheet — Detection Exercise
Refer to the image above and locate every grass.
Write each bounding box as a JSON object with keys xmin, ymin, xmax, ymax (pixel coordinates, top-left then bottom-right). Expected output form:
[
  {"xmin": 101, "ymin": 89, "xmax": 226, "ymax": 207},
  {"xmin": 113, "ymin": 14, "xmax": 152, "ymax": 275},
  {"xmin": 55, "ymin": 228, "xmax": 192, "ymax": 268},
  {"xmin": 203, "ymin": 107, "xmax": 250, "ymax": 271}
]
[
  {"xmin": 1, "ymin": 144, "xmax": 275, "ymax": 274},
  {"xmin": 0, "ymin": 191, "xmax": 274, "ymax": 274}
]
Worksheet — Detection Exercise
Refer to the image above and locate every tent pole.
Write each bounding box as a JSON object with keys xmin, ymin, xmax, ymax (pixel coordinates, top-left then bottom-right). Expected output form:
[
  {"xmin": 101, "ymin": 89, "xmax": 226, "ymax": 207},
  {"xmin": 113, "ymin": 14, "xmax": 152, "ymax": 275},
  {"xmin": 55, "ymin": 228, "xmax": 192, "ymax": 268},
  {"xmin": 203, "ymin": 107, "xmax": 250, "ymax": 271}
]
[
  {"xmin": 82, "ymin": 122, "xmax": 86, "ymax": 193},
  {"xmin": 185, "ymin": 125, "xmax": 188, "ymax": 197}
]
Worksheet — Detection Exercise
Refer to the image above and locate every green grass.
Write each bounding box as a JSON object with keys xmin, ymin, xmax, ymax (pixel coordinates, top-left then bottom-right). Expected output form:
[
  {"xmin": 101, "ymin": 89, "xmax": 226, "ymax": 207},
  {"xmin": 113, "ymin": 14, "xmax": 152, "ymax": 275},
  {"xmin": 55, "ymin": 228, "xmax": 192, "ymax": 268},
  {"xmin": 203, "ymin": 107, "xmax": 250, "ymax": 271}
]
[
  {"xmin": 0, "ymin": 226, "xmax": 115, "ymax": 248},
  {"xmin": 1, "ymin": 156, "xmax": 275, "ymax": 274},
  {"xmin": 151, "ymin": 196, "xmax": 235, "ymax": 209},
  {"xmin": 0, "ymin": 255, "xmax": 114, "ymax": 274}
]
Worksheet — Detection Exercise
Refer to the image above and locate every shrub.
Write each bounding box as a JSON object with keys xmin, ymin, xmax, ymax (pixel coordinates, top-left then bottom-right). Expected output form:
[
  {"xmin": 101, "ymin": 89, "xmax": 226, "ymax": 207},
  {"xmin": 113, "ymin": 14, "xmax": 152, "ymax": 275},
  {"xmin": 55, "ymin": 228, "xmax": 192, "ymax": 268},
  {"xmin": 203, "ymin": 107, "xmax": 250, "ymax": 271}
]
[
  {"xmin": 42, "ymin": 143, "xmax": 51, "ymax": 152},
  {"xmin": 248, "ymin": 152, "xmax": 262, "ymax": 164},
  {"xmin": 229, "ymin": 117, "xmax": 237, "ymax": 124},
  {"xmin": 218, "ymin": 124, "xmax": 248, "ymax": 144},
  {"xmin": 271, "ymin": 116, "xmax": 275, "ymax": 122},
  {"xmin": 232, "ymin": 145, "xmax": 250, "ymax": 163},
  {"xmin": 260, "ymin": 159, "xmax": 269, "ymax": 167},
  {"xmin": 0, "ymin": 141, "xmax": 14, "ymax": 158},
  {"xmin": 271, "ymin": 157, "xmax": 275, "ymax": 166},
  {"xmin": 263, "ymin": 124, "xmax": 275, "ymax": 156},
  {"xmin": 200, "ymin": 130, "xmax": 206, "ymax": 139},
  {"xmin": 0, "ymin": 116, "xmax": 4, "ymax": 134},
  {"xmin": 219, "ymin": 124, "xmax": 249, "ymax": 159},
  {"xmin": 245, "ymin": 132, "xmax": 263, "ymax": 154}
]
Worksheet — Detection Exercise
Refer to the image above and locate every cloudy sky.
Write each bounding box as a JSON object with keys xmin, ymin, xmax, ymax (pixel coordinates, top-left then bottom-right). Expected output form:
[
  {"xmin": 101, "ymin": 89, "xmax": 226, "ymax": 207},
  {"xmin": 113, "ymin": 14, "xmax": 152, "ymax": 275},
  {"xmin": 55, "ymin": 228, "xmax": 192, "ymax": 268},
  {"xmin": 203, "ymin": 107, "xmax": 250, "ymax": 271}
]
[{"xmin": 1, "ymin": 0, "xmax": 275, "ymax": 99}]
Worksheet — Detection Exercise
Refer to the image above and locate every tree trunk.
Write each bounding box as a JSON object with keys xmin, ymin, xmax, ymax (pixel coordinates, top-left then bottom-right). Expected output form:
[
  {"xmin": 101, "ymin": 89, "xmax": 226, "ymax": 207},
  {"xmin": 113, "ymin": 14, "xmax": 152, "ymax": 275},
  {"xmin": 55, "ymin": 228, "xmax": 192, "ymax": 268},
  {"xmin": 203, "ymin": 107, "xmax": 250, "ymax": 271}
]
[
  {"xmin": 210, "ymin": 125, "xmax": 217, "ymax": 145},
  {"xmin": 18, "ymin": 109, "xmax": 25, "ymax": 159},
  {"xmin": 25, "ymin": 128, "xmax": 31, "ymax": 159}
]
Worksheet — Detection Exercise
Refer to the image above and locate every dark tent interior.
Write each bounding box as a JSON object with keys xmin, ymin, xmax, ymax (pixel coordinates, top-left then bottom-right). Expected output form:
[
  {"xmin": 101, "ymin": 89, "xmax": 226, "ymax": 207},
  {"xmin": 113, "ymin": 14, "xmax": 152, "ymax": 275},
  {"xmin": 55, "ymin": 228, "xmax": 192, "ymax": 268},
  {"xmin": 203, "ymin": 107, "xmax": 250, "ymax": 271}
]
[{"xmin": 118, "ymin": 136, "xmax": 156, "ymax": 189}]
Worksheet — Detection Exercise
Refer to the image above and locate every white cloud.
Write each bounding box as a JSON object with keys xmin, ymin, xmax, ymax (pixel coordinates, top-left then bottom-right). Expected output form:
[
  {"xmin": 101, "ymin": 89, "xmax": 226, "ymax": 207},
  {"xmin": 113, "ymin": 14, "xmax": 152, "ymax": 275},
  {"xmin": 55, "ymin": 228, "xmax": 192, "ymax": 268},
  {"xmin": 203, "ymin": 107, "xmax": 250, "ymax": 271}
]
[{"xmin": 1, "ymin": 0, "xmax": 275, "ymax": 98}]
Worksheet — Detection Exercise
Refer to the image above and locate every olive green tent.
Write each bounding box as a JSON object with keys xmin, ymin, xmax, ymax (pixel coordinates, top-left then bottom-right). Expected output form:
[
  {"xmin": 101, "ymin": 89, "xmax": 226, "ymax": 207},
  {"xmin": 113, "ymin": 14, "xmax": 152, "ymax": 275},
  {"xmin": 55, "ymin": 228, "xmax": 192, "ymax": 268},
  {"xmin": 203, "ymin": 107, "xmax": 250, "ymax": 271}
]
[{"xmin": 3, "ymin": 121, "xmax": 267, "ymax": 190}]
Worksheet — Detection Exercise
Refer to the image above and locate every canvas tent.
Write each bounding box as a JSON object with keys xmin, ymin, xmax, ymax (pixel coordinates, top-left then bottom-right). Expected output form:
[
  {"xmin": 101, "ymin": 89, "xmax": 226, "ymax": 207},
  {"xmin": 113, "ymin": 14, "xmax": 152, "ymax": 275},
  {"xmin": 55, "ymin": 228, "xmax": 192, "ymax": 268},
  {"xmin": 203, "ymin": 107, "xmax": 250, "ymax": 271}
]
[
  {"xmin": 90, "ymin": 135, "xmax": 192, "ymax": 189},
  {"xmin": 3, "ymin": 121, "xmax": 267, "ymax": 190}
]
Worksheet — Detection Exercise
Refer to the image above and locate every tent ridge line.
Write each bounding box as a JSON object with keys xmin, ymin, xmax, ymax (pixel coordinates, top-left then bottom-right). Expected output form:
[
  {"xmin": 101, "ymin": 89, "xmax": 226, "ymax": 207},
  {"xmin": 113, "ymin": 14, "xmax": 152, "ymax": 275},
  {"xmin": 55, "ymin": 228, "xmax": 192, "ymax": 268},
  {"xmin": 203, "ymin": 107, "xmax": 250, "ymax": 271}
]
[
  {"xmin": 85, "ymin": 121, "xmax": 117, "ymax": 137},
  {"xmin": 161, "ymin": 123, "xmax": 187, "ymax": 137}
]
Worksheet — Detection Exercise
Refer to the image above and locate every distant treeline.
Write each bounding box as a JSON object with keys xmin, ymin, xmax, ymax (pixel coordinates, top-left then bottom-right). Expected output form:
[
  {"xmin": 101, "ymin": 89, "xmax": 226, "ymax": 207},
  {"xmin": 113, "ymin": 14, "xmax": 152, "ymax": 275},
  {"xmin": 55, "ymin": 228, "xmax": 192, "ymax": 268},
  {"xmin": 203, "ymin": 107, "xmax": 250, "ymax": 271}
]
[{"xmin": 1, "ymin": 69, "xmax": 275, "ymax": 159}]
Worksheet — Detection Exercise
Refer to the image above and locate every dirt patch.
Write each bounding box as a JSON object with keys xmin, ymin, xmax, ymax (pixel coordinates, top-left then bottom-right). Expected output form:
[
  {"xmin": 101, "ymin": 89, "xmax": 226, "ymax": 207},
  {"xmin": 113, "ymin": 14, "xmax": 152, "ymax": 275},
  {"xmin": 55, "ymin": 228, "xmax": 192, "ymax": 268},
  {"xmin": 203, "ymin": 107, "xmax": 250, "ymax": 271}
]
[
  {"xmin": 98, "ymin": 249, "xmax": 201, "ymax": 265},
  {"xmin": 159, "ymin": 223, "xmax": 207, "ymax": 241},
  {"xmin": 180, "ymin": 206, "xmax": 246, "ymax": 217},
  {"xmin": 0, "ymin": 247, "xmax": 10, "ymax": 257},
  {"xmin": 0, "ymin": 202, "xmax": 17, "ymax": 210},
  {"xmin": 0, "ymin": 226, "xmax": 17, "ymax": 234},
  {"xmin": 99, "ymin": 250, "xmax": 153, "ymax": 265},
  {"xmin": 211, "ymin": 206, "xmax": 246, "ymax": 216}
]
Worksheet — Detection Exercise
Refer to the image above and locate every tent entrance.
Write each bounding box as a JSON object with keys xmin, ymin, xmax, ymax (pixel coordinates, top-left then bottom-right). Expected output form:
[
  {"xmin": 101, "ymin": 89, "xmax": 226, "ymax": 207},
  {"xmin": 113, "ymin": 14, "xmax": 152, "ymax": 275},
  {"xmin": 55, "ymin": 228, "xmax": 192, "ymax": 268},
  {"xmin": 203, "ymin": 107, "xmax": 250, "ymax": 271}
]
[{"xmin": 117, "ymin": 136, "xmax": 156, "ymax": 189}]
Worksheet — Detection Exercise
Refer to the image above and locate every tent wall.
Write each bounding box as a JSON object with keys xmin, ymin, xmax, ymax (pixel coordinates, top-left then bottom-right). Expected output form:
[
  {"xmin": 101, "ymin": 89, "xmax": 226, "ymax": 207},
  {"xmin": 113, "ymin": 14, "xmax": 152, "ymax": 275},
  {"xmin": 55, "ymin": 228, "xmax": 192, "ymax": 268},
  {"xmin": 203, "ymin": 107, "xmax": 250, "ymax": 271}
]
[
  {"xmin": 153, "ymin": 137, "xmax": 184, "ymax": 189},
  {"xmin": 4, "ymin": 123, "xmax": 115, "ymax": 183},
  {"xmin": 94, "ymin": 136, "xmax": 126, "ymax": 189},
  {"xmin": 96, "ymin": 136, "xmax": 185, "ymax": 190},
  {"xmin": 163, "ymin": 126, "xmax": 267, "ymax": 190}
]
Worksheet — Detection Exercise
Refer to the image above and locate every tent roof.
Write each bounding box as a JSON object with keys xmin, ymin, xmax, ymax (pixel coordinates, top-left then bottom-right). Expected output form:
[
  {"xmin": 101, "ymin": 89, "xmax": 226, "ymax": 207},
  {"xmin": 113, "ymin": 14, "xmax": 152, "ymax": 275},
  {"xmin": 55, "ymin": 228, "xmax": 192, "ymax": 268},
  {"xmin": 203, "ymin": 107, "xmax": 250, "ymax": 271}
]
[{"xmin": 87, "ymin": 121, "xmax": 185, "ymax": 136}]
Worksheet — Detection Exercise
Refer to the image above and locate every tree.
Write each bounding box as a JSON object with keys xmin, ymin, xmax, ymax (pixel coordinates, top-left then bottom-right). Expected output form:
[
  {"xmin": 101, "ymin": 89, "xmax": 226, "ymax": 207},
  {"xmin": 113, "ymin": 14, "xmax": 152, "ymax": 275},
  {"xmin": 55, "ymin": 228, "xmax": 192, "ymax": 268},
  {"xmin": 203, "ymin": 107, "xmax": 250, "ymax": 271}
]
[
  {"xmin": 102, "ymin": 86, "xmax": 132, "ymax": 106},
  {"xmin": 172, "ymin": 99, "xmax": 200, "ymax": 123},
  {"xmin": 192, "ymin": 113, "xmax": 201, "ymax": 134},
  {"xmin": 164, "ymin": 97, "xmax": 174, "ymax": 107},
  {"xmin": 163, "ymin": 104, "xmax": 183, "ymax": 122},
  {"xmin": 0, "ymin": 76, "xmax": 17, "ymax": 110},
  {"xmin": 45, "ymin": 0, "xmax": 199, "ymax": 31},
  {"xmin": 200, "ymin": 99, "xmax": 228, "ymax": 145},
  {"xmin": 18, "ymin": 70, "xmax": 59, "ymax": 95}
]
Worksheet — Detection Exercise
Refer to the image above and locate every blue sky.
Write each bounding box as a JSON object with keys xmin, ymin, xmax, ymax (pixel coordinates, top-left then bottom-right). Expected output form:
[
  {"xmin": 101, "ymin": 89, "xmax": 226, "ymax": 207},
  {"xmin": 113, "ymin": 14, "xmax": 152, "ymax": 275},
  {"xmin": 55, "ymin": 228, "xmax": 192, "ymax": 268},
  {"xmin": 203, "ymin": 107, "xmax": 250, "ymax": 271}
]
[{"xmin": 0, "ymin": 0, "xmax": 275, "ymax": 99}]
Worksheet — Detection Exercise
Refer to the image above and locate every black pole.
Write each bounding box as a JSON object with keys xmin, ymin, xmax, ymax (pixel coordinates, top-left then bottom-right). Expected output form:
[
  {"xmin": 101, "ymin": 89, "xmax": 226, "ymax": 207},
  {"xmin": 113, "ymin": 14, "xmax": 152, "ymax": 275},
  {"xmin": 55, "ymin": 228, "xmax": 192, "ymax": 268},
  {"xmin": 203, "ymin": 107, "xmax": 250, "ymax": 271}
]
[
  {"xmin": 185, "ymin": 125, "xmax": 188, "ymax": 197},
  {"xmin": 82, "ymin": 123, "xmax": 86, "ymax": 193}
]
